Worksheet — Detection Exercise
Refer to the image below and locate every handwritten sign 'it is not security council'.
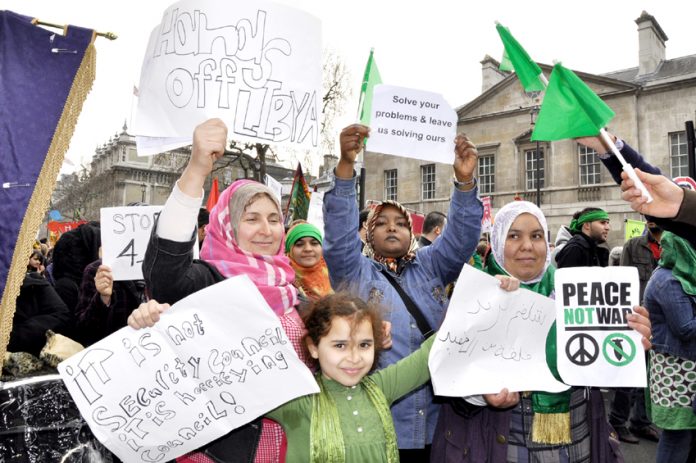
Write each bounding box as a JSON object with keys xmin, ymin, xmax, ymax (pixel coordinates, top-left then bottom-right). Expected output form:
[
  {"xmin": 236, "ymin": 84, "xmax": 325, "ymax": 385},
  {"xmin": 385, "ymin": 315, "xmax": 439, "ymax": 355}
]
[{"xmin": 555, "ymin": 266, "xmax": 646, "ymax": 387}]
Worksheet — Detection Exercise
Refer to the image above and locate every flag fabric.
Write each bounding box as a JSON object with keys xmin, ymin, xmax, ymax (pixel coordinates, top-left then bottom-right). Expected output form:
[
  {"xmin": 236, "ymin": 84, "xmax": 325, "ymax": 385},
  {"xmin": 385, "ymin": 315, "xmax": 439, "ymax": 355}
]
[
  {"xmin": 531, "ymin": 63, "xmax": 615, "ymax": 141},
  {"xmin": 285, "ymin": 163, "xmax": 311, "ymax": 225},
  {"xmin": 499, "ymin": 49, "xmax": 513, "ymax": 72},
  {"xmin": 625, "ymin": 219, "xmax": 646, "ymax": 241},
  {"xmin": 358, "ymin": 48, "xmax": 382, "ymax": 125},
  {"xmin": 206, "ymin": 177, "xmax": 220, "ymax": 212},
  {"xmin": 0, "ymin": 11, "xmax": 96, "ymax": 361},
  {"xmin": 495, "ymin": 23, "xmax": 544, "ymax": 92}
]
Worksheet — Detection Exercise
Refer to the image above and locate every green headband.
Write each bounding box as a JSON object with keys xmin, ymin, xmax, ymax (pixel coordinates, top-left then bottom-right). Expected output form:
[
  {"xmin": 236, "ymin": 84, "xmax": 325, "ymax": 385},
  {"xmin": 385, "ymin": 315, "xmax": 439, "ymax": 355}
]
[
  {"xmin": 285, "ymin": 223, "xmax": 323, "ymax": 254},
  {"xmin": 569, "ymin": 210, "xmax": 609, "ymax": 233}
]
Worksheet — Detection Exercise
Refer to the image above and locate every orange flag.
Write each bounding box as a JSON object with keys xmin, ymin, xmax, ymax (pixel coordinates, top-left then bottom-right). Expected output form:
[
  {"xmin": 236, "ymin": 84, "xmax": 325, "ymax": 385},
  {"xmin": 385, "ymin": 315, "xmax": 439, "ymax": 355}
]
[{"xmin": 206, "ymin": 177, "xmax": 220, "ymax": 212}]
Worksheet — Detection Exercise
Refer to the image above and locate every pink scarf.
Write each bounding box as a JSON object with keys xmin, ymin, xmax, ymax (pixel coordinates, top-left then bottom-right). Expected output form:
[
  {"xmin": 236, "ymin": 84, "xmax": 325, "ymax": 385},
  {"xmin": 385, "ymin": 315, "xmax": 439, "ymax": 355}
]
[{"xmin": 200, "ymin": 180, "xmax": 298, "ymax": 316}]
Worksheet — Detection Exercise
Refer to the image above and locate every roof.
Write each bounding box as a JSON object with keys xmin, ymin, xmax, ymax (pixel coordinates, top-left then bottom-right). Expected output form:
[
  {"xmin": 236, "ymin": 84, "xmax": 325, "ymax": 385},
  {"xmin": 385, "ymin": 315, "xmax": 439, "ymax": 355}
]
[{"xmin": 602, "ymin": 54, "xmax": 696, "ymax": 84}]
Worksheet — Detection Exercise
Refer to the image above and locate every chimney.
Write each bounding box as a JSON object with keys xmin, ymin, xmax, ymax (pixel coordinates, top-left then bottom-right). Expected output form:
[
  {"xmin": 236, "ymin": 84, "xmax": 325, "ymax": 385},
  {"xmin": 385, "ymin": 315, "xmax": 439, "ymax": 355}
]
[
  {"xmin": 481, "ymin": 55, "xmax": 507, "ymax": 93},
  {"xmin": 635, "ymin": 11, "xmax": 668, "ymax": 77}
]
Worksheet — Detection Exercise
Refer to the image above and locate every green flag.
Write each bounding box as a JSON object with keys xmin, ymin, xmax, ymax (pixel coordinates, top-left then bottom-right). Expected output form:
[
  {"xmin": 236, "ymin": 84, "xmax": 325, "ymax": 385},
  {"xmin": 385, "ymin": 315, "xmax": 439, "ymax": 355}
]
[
  {"xmin": 495, "ymin": 23, "xmax": 544, "ymax": 92},
  {"xmin": 499, "ymin": 49, "xmax": 513, "ymax": 72},
  {"xmin": 358, "ymin": 48, "xmax": 382, "ymax": 125},
  {"xmin": 531, "ymin": 63, "xmax": 615, "ymax": 141},
  {"xmin": 625, "ymin": 219, "xmax": 646, "ymax": 241},
  {"xmin": 285, "ymin": 163, "xmax": 311, "ymax": 225}
]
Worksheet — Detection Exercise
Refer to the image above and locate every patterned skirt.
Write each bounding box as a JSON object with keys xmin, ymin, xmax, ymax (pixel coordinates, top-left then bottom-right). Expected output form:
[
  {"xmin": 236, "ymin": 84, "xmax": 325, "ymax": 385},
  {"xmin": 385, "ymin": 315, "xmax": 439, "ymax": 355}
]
[{"xmin": 648, "ymin": 350, "xmax": 696, "ymax": 430}]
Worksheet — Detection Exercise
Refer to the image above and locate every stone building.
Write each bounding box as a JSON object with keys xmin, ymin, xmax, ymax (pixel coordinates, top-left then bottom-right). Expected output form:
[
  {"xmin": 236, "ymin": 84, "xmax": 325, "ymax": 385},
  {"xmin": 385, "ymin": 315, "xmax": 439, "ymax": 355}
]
[
  {"xmin": 364, "ymin": 11, "xmax": 696, "ymax": 247},
  {"xmin": 52, "ymin": 123, "xmax": 294, "ymax": 221}
]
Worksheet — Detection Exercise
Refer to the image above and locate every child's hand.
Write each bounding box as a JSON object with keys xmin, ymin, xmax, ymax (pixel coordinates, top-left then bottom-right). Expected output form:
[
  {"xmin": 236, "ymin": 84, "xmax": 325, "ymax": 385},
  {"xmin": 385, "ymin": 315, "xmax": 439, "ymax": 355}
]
[
  {"xmin": 483, "ymin": 388, "xmax": 520, "ymax": 408},
  {"xmin": 381, "ymin": 321, "xmax": 392, "ymax": 349},
  {"xmin": 495, "ymin": 275, "xmax": 520, "ymax": 292},
  {"xmin": 128, "ymin": 300, "xmax": 170, "ymax": 329}
]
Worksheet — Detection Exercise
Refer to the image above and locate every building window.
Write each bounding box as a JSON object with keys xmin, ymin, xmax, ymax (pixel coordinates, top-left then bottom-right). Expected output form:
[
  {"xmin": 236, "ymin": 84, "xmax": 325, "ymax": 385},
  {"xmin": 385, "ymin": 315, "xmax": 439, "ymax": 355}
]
[
  {"xmin": 578, "ymin": 144, "xmax": 601, "ymax": 185},
  {"xmin": 384, "ymin": 169, "xmax": 397, "ymax": 201},
  {"xmin": 525, "ymin": 148, "xmax": 544, "ymax": 190},
  {"xmin": 478, "ymin": 154, "xmax": 495, "ymax": 194},
  {"xmin": 421, "ymin": 164, "xmax": 435, "ymax": 200},
  {"xmin": 670, "ymin": 131, "xmax": 689, "ymax": 177}
]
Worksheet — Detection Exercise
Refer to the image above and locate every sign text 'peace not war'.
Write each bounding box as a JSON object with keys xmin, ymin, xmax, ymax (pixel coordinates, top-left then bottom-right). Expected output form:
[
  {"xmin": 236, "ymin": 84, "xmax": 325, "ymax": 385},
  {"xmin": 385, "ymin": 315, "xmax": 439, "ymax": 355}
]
[
  {"xmin": 429, "ymin": 265, "xmax": 568, "ymax": 396},
  {"xmin": 555, "ymin": 266, "xmax": 646, "ymax": 387},
  {"xmin": 134, "ymin": 0, "xmax": 321, "ymax": 155},
  {"xmin": 368, "ymin": 84, "xmax": 457, "ymax": 164},
  {"xmin": 58, "ymin": 276, "xmax": 318, "ymax": 462}
]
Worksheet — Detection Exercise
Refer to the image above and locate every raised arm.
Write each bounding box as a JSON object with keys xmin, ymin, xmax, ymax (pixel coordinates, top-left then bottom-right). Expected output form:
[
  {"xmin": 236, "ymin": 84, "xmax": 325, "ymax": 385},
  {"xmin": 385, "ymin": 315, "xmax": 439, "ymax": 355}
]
[{"xmin": 323, "ymin": 124, "xmax": 371, "ymax": 287}]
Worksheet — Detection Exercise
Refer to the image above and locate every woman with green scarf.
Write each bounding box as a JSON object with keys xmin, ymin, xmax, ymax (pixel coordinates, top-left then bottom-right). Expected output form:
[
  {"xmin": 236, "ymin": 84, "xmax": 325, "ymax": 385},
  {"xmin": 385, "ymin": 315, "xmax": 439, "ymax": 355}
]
[
  {"xmin": 644, "ymin": 232, "xmax": 696, "ymax": 463},
  {"xmin": 432, "ymin": 200, "xmax": 652, "ymax": 462}
]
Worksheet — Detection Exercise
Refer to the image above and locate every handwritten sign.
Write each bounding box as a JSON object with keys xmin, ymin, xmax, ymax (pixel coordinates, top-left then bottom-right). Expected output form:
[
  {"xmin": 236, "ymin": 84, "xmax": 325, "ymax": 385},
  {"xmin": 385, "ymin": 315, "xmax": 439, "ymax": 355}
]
[
  {"xmin": 367, "ymin": 84, "xmax": 457, "ymax": 163},
  {"xmin": 555, "ymin": 267, "xmax": 646, "ymax": 387},
  {"xmin": 100, "ymin": 206, "xmax": 199, "ymax": 281},
  {"xmin": 58, "ymin": 275, "xmax": 318, "ymax": 462},
  {"xmin": 429, "ymin": 265, "xmax": 568, "ymax": 396},
  {"xmin": 133, "ymin": 0, "xmax": 322, "ymax": 156}
]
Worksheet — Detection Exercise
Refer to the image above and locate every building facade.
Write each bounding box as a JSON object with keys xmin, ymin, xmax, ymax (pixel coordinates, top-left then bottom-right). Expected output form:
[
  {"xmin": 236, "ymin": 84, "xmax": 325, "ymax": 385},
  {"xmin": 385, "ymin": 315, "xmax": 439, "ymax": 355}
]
[{"xmin": 363, "ymin": 11, "xmax": 696, "ymax": 247}]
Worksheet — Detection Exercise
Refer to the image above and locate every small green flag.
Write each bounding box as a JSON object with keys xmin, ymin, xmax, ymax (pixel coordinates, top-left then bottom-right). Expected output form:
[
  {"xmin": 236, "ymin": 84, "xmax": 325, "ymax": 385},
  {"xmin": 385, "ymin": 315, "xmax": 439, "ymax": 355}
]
[
  {"xmin": 358, "ymin": 48, "xmax": 382, "ymax": 125},
  {"xmin": 499, "ymin": 49, "xmax": 513, "ymax": 72},
  {"xmin": 495, "ymin": 23, "xmax": 544, "ymax": 92},
  {"xmin": 625, "ymin": 219, "xmax": 646, "ymax": 241},
  {"xmin": 531, "ymin": 63, "xmax": 615, "ymax": 141},
  {"xmin": 285, "ymin": 163, "xmax": 311, "ymax": 225}
]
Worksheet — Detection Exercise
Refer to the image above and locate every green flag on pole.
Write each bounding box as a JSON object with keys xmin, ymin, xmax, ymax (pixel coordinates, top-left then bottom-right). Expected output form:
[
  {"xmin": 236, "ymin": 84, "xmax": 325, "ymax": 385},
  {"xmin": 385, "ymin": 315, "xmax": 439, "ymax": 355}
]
[
  {"xmin": 499, "ymin": 49, "xmax": 513, "ymax": 72},
  {"xmin": 531, "ymin": 63, "xmax": 615, "ymax": 141},
  {"xmin": 358, "ymin": 48, "xmax": 382, "ymax": 125},
  {"xmin": 285, "ymin": 163, "xmax": 311, "ymax": 225},
  {"xmin": 495, "ymin": 23, "xmax": 544, "ymax": 92}
]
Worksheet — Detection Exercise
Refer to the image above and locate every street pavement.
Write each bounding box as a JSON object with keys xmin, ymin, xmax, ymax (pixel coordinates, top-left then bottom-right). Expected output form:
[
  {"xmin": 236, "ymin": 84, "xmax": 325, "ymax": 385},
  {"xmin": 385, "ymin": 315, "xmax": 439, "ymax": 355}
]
[{"xmin": 603, "ymin": 390, "xmax": 658, "ymax": 463}]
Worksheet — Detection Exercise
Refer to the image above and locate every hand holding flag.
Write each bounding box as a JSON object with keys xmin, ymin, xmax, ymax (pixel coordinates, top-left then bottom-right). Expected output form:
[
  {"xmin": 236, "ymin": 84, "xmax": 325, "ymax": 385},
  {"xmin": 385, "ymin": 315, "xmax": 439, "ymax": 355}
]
[{"xmin": 357, "ymin": 48, "xmax": 382, "ymax": 125}]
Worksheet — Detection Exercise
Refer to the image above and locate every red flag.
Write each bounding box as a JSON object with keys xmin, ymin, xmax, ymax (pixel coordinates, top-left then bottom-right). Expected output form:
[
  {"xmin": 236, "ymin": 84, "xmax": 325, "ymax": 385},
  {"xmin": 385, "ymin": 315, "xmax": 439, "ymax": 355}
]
[{"xmin": 206, "ymin": 178, "xmax": 220, "ymax": 212}]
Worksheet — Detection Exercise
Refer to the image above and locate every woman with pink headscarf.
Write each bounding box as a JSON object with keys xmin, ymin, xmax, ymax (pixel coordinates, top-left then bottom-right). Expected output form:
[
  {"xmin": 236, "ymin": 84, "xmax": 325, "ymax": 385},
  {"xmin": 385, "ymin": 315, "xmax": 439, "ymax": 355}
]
[{"xmin": 128, "ymin": 119, "xmax": 312, "ymax": 463}]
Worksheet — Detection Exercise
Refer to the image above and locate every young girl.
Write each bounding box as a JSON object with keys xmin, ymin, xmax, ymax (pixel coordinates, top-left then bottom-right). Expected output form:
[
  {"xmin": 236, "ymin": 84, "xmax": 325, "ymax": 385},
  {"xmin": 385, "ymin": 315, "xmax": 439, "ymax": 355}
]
[
  {"xmin": 285, "ymin": 221, "xmax": 332, "ymax": 302},
  {"xmin": 266, "ymin": 292, "xmax": 435, "ymax": 462}
]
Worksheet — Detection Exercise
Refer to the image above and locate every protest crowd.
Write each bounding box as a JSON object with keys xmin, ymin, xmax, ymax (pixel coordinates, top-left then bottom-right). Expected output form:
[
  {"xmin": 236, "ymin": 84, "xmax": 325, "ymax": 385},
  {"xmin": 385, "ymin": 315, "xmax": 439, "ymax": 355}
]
[{"xmin": 2, "ymin": 5, "xmax": 696, "ymax": 463}]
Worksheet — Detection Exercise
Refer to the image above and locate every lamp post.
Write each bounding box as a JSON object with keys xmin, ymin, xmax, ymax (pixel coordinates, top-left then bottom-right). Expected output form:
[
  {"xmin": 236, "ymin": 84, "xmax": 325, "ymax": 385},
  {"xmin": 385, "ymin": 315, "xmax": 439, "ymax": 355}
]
[
  {"xmin": 530, "ymin": 106, "xmax": 541, "ymax": 207},
  {"xmin": 253, "ymin": 157, "xmax": 262, "ymax": 182},
  {"xmin": 140, "ymin": 183, "xmax": 147, "ymax": 203}
]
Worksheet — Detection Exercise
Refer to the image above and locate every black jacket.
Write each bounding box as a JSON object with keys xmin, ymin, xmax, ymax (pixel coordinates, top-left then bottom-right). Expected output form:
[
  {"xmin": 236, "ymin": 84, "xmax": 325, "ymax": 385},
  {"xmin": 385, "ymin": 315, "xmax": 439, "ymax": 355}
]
[
  {"xmin": 555, "ymin": 232, "xmax": 609, "ymax": 268},
  {"xmin": 8, "ymin": 272, "xmax": 74, "ymax": 356}
]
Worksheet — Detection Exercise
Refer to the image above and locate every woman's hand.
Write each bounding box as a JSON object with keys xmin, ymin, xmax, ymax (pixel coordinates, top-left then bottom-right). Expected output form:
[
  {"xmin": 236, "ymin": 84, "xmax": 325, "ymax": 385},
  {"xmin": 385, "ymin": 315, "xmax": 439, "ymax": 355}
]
[
  {"xmin": 627, "ymin": 305, "xmax": 652, "ymax": 351},
  {"xmin": 495, "ymin": 275, "xmax": 520, "ymax": 292},
  {"xmin": 337, "ymin": 124, "xmax": 369, "ymax": 179},
  {"xmin": 381, "ymin": 321, "xmax": 392, "ymax": 349},
  {"xmin": 453, "ymin": 134, "xmax": 478, "ymax": 190},
  {"xmin": 94, "ymin": 264, "xmax": 114, "ymax": 304},
  {"xmin": 180, "ymin": 118, "xmax": 228, "ymax": 197},
  {"xmin": 483, "ymin": 388, "xmax": 520, "ymax": 408},
  {"xmin": 127, "ymin": 300, "xmax": 171, "ymax": 330}
]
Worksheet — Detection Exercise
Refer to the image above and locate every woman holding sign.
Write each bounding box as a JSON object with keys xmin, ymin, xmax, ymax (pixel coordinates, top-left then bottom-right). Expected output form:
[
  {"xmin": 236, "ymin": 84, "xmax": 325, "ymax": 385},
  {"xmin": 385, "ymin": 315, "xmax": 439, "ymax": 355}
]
[
  {"xmin": 128, "ymin": 119, "xmax": 316, "ymax": 463},
  {"xmin": 431, "ymin": 201, "xmax": 652, "ymax": 463},
  {"xmin": 644, "ymin": 232, "xmax": 696, "ymax": 463}
]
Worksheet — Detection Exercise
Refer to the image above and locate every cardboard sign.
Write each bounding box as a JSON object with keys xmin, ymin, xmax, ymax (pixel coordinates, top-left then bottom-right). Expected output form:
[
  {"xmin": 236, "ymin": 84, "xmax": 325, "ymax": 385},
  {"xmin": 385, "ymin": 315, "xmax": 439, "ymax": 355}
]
[
  {"xmin": 306, "ymin": 190, "xmax": 324, "ymax": 236},
  {"xmin": 134, "ymin": 0, "xmax": 322, "ymax": 155},
  {"xmin": 429, "ymin": 265, "xmax": 569, "ymax": 396},
  {"xmin": 58, "ymin": 275, "xmax": 319, "ymax": 462},
  {"xmin": 367, "ymin": 84, "xmax": 457, "ymax": 163},
  {"xmin": 555, "ymin": 267, "xmax": 646, "ymax": 387}
]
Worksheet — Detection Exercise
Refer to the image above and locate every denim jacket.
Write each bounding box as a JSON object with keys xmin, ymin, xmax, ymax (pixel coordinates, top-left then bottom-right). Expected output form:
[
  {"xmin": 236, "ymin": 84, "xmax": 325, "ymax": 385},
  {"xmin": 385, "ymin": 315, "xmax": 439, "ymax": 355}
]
[
  {"xmin": 644, "ymin": 267, "xmax": 696, "ymax": 361},
  {"xmin": 323, "ymin": 173, "xmax": 482, "ymax": 448}
]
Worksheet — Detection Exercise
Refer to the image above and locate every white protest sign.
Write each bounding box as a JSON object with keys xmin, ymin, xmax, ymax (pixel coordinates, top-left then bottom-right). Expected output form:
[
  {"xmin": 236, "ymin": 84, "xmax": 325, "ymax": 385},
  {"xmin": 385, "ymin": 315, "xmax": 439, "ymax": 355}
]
[
  {"xmin": 100, "ymin": 206, "xmax": 198, "ymax": 281},
  {"xmin": 306, "ymin": 190, "xmax": 324, "ymax": 235},
  {"xmin": 555, "ymin": 267, "xmax": 646, "ymax": 387},
  {"xmin": 134, "ymin": 0, "xmax": 322, "ymax": 155},
  {"xmin": 265, "ymin": 174, "xmax": 282, "ymax": 202},
  {"xmin": 367, "ymin": 84, "xmax": 457, "ymax": 163},
  {"xmin": 429, "ymin": 265, "xmax": 568, "ymax": 396},
  {"xmin": 58, "ymin": 275, "xmax": 318, "ymax": 462}
]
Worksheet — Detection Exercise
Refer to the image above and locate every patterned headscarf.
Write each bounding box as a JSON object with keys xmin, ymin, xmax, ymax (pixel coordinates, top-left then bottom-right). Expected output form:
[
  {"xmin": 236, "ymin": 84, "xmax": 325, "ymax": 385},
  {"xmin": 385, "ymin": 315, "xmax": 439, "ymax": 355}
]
[
  {"xmin": 490, "ymin": 200, "xmax": 550, "ymax": 284},
  {"xmin": 200, "ymin": 180, "xmax": 298, "ymax": 316},
  {"xmin": 363, "ymin": 201, "xmax": 418, "ymax": 275}
]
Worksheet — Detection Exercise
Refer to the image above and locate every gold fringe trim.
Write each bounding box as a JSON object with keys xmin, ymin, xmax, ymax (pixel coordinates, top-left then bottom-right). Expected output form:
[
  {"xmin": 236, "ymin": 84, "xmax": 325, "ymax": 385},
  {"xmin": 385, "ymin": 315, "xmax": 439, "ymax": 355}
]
[
  {"xmin": 0, "ymin": 38, "xmax": 96, "ymax": 368},
  {"xmin": 531, "ymin": 411, "xmax": 572, "ymax": 445}
]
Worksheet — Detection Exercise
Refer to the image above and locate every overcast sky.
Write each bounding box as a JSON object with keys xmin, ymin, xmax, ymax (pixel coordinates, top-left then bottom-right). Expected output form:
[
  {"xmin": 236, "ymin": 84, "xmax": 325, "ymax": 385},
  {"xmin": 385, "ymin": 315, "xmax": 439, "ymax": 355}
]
[{"xmin": 4, "ymin": 0, "xmax": 695, "ymax": 175}]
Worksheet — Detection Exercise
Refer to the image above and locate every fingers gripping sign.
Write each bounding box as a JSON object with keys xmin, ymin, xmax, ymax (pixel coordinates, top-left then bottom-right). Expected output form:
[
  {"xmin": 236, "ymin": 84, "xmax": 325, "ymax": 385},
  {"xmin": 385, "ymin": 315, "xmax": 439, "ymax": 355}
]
[{"xmin": 128, "ymin": 300, "xmax": 171, "ymax": 330}]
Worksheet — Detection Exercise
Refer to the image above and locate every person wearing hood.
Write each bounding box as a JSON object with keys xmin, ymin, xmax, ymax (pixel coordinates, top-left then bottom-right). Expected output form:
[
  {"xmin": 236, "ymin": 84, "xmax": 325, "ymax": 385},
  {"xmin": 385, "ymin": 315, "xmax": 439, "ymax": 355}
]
[{"xmin": 551, "ymin": 225, "xmax": 573, "ymax": 267}]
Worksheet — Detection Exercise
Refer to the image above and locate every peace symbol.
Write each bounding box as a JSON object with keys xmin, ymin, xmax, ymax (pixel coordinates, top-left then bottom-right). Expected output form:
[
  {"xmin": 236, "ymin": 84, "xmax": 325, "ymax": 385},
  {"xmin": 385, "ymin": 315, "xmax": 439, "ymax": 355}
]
[{"xmin": 565, "ymin": 333, "xmax": 599, "ymax": 366}]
